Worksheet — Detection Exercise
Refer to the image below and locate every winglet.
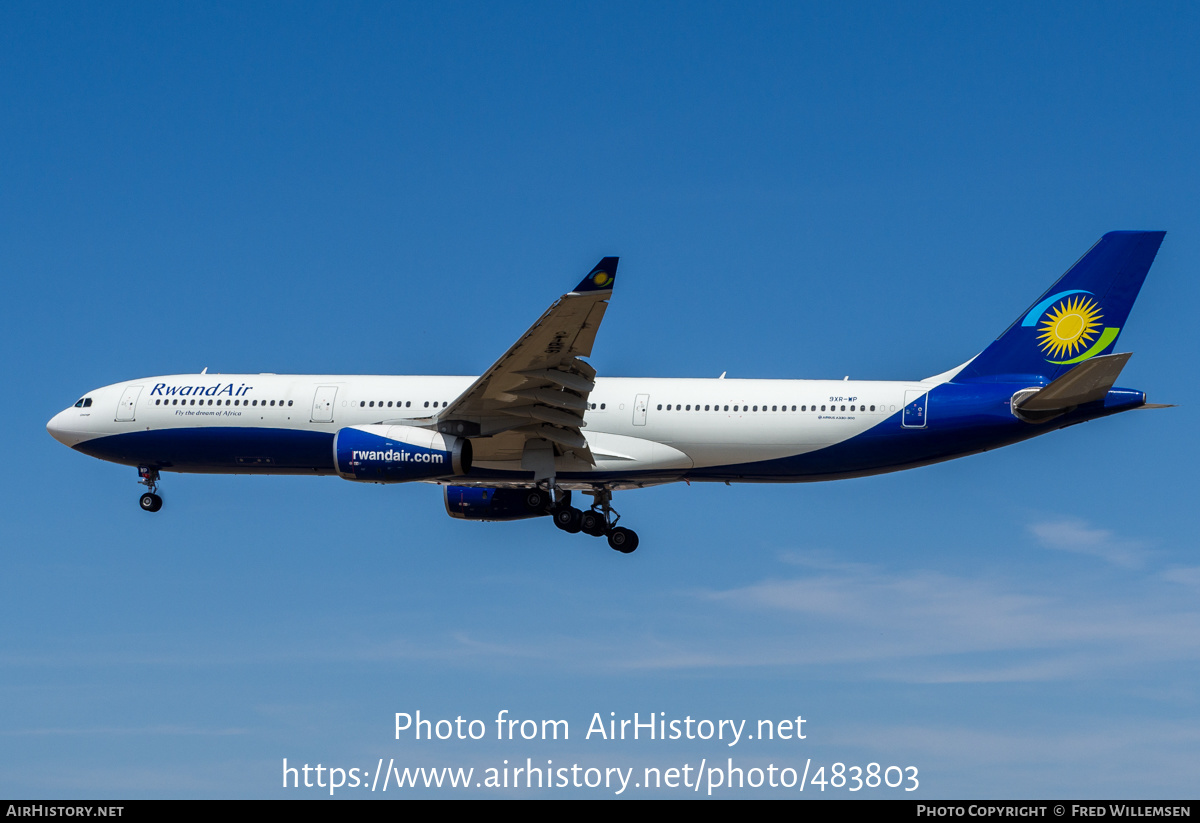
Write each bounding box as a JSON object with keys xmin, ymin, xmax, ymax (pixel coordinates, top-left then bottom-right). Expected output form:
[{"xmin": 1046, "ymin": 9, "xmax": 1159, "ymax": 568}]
[{"xmin": 571, "ymin": 257, "xmax": 619, "ymax": 293}]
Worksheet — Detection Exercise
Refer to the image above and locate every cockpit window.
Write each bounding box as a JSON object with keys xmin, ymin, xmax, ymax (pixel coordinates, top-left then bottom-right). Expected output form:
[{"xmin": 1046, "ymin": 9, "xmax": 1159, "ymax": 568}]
[
  {"xmin": 73, "ymin": 398, "xmax": 93, "ymax": 408},
  {"xmin": 74, "ymin": 399, "xmax": 84, "ymax": 408}
]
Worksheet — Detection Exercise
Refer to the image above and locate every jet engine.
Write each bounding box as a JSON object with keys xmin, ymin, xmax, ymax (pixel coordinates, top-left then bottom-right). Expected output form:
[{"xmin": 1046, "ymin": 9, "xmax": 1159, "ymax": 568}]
[
  {"xmin": 444, "ymin": 486, "xmax": 551, "ymax": 521},
  {"xmin": 334, "ymin": 425, "xmax": 471, "ymax": 482}
]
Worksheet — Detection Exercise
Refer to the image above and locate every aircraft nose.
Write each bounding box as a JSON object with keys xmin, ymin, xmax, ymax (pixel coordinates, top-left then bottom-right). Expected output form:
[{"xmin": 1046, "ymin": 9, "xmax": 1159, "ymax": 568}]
[{"xmin": 47, "ymin": 409, "xmax": 77, "ymax": 447}]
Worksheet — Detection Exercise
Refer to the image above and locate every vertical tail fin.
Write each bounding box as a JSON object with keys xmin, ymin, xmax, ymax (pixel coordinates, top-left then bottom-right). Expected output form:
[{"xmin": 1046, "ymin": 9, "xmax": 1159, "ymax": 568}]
[{"xmin": 955, "ymin": 231, "xmax": 1165, "ymax": 383}]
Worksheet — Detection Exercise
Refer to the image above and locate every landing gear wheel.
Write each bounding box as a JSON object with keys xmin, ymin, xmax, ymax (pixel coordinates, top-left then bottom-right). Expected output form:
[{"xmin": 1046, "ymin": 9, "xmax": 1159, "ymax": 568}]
[
  {"xmin": 524, "ymin": 490, "xmax": 548, "ymax": 513},
  {"xmin": 552, "ymin": 506, "xmax": 583, "ymax": 534},
  {"xmin": 137, "ymin": 466, "xmax": 162, "ymax": 510},
  {"xmin": 607, "ymin": 527, "xmax": 638, "ymax": 553},
  {"xmin": 580, "ymin": 509, "xmax": 606, "ymax": 537}
]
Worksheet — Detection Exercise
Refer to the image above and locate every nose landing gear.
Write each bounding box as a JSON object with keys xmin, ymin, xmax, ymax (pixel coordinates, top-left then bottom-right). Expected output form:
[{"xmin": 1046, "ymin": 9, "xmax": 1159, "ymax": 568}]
[{"xmin": 138, "ymin": 466, "xmax": 162, "ymax": 512}]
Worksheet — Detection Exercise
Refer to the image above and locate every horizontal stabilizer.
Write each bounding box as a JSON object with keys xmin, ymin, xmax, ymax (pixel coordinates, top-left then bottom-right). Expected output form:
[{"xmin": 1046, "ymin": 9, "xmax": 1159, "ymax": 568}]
[{"xmin": 1016, "ymin": 353, "xmax": 1131, "ymax": 412}]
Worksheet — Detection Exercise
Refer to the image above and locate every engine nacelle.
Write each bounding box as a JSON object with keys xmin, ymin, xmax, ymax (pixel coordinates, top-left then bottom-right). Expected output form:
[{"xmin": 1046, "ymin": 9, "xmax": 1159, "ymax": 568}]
[
  {"xmin": 335, "ymin": 425, "xmax": 471, "ymax": 482},
  {"xmin": 444, "ymin": 486, "xmax": 550, "ymax": 521}
]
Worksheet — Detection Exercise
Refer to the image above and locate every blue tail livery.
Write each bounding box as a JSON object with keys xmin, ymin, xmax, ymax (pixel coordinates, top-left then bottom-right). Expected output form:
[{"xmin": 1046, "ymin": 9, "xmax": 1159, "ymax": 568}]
[{"xmin": 956, "ymin": 230, "xmax": 1165, "ymax": 384}]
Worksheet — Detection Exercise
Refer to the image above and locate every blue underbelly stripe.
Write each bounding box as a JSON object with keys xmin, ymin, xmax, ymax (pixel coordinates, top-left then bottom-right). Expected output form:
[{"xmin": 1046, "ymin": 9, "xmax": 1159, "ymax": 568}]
[{"xmin": 74, "ymin": 427, "xmax": 337, "ymax": 471}]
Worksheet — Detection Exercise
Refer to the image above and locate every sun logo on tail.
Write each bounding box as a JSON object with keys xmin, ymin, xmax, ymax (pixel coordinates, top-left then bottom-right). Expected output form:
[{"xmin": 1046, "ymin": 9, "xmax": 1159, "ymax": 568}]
[{"xmin": 1036, "ymin": 295, "xmax": 1103, "ymax": 360}]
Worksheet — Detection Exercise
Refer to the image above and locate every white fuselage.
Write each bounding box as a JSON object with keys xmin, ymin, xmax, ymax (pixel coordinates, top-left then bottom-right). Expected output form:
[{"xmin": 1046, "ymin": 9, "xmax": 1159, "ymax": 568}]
[{"xmin": 47, "ymin": 372, "xmax": 939, "ymax": 487}]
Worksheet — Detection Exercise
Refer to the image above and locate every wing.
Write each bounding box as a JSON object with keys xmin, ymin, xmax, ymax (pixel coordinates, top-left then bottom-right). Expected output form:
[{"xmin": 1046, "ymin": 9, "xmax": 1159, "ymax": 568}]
[{"xmin": 433, "ymin": 257, "xmax": 619, "ymax": 467}]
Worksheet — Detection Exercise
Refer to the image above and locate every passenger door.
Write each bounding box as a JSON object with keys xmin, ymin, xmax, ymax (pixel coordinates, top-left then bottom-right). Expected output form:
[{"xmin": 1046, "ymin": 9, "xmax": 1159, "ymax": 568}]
[
  {"xmin": 116, "ymin": 385, "xmax": 142, "ymax": 422},
  {"xmin": 311, "ymin": 386, "xmax": 338, "ymax": 423},
  {"xmin": 902, "ymin": 390, "xmax": 929, "ymax": 428},
  {"xmin": 633, "ymin": 393, "xmax": 649, "ymax": 426}
]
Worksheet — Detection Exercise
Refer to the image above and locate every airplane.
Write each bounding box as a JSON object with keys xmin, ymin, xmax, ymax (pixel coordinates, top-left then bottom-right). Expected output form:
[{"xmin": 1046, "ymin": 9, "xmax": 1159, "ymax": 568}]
[{"xmin": 47, "ymin": 231, "xmax": 1168, "ymax": 554}]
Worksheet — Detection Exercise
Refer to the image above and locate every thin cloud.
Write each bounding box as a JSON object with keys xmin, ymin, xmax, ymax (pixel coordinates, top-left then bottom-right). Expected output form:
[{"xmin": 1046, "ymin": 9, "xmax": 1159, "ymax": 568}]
[
  {"xmin": 1028, "ymin": 518, "xmax": 1147, "ymax": 567},
  {"xmin": 1160, "ymin": 566, "xmax": 1200, "ymax": 587},
  {"xmin": 0, "ymin": 725, "xmax": 246, "ymax": 736}
]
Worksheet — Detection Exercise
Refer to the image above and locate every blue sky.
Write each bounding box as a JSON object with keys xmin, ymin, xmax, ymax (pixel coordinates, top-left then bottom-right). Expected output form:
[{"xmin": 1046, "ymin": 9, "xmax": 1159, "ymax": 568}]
[{"xmin": 3, "ymin": 1, "xmax": 1199, "ymax": 798}]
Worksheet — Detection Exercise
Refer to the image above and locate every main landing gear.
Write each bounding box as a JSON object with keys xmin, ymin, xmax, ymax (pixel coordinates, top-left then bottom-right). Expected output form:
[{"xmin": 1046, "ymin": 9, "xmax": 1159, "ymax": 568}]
[
  {"xmin": 137, "ymin": 466, "xmax": 163, "ymax": 513},
  {"xmin": 548, "ymin": 486, "xmax": 638, "ymax": 553}
]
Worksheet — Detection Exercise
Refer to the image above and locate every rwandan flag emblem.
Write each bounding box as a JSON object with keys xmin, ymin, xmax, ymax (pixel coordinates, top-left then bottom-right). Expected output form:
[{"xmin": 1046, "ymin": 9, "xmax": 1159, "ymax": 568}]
[{"xmin": 1022, "ymin": 290, "xmax": 1121, "ymax": 365}]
